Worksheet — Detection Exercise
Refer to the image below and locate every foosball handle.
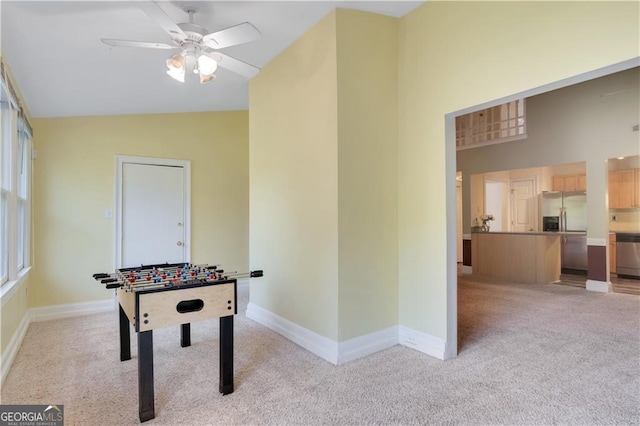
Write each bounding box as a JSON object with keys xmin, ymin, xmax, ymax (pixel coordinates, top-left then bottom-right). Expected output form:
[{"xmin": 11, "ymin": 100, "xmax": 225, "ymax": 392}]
[
  {"xmin": 93, "ymin": 273, "xmax": 110, "ymax": 279},
  {"xmin": 106, "ymin": 283, "xmax": 122, "ymax": 289},
  {"xmin": 250, "ymin": 270, "xmax": 263, "ymax": 278}
]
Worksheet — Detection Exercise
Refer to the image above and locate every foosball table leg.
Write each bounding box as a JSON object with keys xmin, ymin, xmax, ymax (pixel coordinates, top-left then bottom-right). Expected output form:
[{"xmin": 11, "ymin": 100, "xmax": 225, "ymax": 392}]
[
  {"xmin": 180, "ymin": 323, "xmax": 191, "ymax": 348},
  {"xmin": 119, "ymin": 304, "xmax": 131, "ymax": 362},
  {"xmin": 219, "ymin": 316, "xmax": 234, "ymax": 395},
  {"xmin": 138, "ymin": 330, "xmax": 155, "ymax": 422}
]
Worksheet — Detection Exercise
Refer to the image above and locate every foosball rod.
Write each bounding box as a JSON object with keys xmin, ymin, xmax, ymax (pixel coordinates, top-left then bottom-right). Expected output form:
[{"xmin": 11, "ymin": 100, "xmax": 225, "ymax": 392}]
[
  {"xmin": 121, "ymin": 272, "xmax": 229, "ymax": 288},
  {"xmin": 120, "ymin": 270, "xmax": 263, "ymax": 290},
  {"xmin": 116, "ymin": 264, "xmax": 221, "ymax": 278},
  {"xmin": 222, "ymin": 270, "xmax": 264, "ymax": 279},
  {"xmin": 116, "ymin": 262, "xmax": 220, "ymax": 272},
  {"xmin": 93, "ymin": 264, "xmax": 222, "ymax": 280},
  {"xmin": 93, "ymin": 264, "xmax": 223, "ymax": 284}
]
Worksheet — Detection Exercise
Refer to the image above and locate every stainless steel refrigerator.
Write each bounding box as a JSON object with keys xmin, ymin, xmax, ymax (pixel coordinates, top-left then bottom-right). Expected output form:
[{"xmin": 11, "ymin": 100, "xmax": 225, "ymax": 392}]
[{"xmin": 541, "ymin": 191, "xmax": 588, "ymax": 274}]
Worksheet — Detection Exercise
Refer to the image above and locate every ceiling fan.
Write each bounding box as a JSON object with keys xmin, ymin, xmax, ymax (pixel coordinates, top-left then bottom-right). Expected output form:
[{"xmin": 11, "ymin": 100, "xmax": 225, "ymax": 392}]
[{"xmin": 102, "ymin": 1, "xmax": 261, "ymax": 84}]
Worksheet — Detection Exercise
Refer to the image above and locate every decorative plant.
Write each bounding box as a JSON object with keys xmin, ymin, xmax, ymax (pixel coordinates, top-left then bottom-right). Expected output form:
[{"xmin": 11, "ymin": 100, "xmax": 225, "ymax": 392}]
[{"xmin": 481, "ymin": 214, "xmax": 495, "ymax": 227}]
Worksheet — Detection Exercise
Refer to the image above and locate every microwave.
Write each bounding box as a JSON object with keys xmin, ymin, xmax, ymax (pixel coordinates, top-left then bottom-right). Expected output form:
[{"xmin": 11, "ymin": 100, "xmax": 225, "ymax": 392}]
[{"xmin": 543, "ymin": 216, "xmax": 560, "ymax": 232}]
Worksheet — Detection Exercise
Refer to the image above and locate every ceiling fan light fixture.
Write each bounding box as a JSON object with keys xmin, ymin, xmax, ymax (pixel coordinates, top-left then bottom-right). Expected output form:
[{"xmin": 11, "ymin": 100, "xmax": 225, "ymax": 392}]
[
  {"xmin": 199, "ymin": 72, "xmax": 216, "ymax": 84},
  {"xmin": 167, "ymin": 67, "xmax": 186, "ymax": 83},
  {"xmin": 166, "ymin": 53, "xmax": 186, "ymax": 82},
  {"xmin": 166, "ymin": 53, "xmax": 185, "ymax": 70},
  {"xmin": 197, "ymin": 54, "xmax": 218, "ymax": 76}
]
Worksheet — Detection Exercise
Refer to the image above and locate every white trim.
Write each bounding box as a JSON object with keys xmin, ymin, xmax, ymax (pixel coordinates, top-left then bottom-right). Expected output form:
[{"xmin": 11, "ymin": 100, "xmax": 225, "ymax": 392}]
[
  {"xmin": 445, "ymin": 113, "xmax": 459, "ymax": 361},
  {"xmin": 246, "ymin": 303, "xmax": 452, "ymax": 363},
  {"xmin": 399, "ymin": 326, "xmax": 447, "ymax": 360},
  {"xmin": 0, "ymin": 309, "xmax": 30, "ymax": 385},
  {"xmin": 462, "ymin": 234, "xmax": 471, "ymax": 240},
  {"xmin": 461, "ymin": 265, "xmax": 473, "ymax": 274},
  {"xmin": 30, "ymin": 299, "xmax": 114, "ymax": 322},
  {"xmin": 337, "ymin": 326, "xmax": 398, "ymax": 365},
  {"xmin": 587, "ymin": 238, "xmax": 607, "ymax": 247},
  {"xmin": 115, "ymin": 155, "xmax": 191, "ymax": 269},
  {"xmin": 586, "ymin": 279, "xmax": 612, "ymax": 293},
  {"xmin": 246, "ymin": 302, "xmax": 338, "ymax": 364},
  {"xmin": 1, "ymin": 298, "xmax": 115, "ymax": 385},
  {"xmin": 1, "ymin": 266, "xmax": 30, "ymax": 306}
]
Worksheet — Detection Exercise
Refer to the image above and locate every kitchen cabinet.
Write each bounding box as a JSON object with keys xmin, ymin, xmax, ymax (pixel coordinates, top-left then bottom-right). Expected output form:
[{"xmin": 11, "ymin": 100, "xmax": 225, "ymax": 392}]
[
  {"xmin": 577, "ymin": 174, "xmax": 587, "ymax": 191},
  {"xmin": 609, "ymin": 169, "xmax": 640, "ymax": 209},
  {"xmin": 609, "ymin": 233, "xmax": 616, "ymax": 274},
  {"xmin": 552, "ymin": 174, "xmax": 586, "ymax": 192},
  {"xmin": 472, "ymin": 232, "xmax": 561, "ymax": 284}
]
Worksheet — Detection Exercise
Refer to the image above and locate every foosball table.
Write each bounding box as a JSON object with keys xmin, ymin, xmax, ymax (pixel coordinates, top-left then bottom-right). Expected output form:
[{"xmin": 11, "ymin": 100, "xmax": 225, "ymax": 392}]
[{"xmin": 93, "ymin": 262, "xmax": 263, "ymax": 422}]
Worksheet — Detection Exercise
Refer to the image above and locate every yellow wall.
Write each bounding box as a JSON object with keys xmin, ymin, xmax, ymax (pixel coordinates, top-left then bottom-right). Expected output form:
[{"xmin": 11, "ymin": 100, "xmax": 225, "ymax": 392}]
[
  {"xmin": 31, "ymin": 112, "xmax": 249, "ymax": 307},
  {"xmin": 336, "ymin": 9, "xmax": 398, "ymax": 340},
  {"xmin": 249, "ymin": 12, "xmax": 340, "ymax": 339},
  {"xmin": 398, "ymin": 1, "xmax": 639, "ymax": 345}
]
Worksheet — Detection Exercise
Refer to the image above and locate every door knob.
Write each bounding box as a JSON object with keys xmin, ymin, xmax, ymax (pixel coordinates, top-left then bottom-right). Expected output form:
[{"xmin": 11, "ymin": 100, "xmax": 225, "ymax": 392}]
[{"xmin": 177, "ymin": 241, "xmax": 183, "ymax": 246}]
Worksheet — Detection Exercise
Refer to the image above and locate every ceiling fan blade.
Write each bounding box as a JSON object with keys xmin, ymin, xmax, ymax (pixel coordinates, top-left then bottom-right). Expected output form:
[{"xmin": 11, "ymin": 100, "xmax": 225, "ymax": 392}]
[
  {"xmin": 102, "ymin": 39, "xmax": 178, "ymax": 49},
  {"xmin": 203, "ymin": 22, "xmax": 261, "ymax": 49},
  {"xmin": 138, "ymin": 1, "xmax": 187, "ymax": 42},
  {"xmin": 216, "ymin": 53, "xmax": 261, "ymax": 79}
]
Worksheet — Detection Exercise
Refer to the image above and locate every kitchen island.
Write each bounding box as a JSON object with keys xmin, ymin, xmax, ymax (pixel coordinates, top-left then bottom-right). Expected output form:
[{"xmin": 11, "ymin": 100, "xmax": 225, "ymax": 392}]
[{"xmin": 471, "ymin": 231, "xmax": 564, "ymax": 284}]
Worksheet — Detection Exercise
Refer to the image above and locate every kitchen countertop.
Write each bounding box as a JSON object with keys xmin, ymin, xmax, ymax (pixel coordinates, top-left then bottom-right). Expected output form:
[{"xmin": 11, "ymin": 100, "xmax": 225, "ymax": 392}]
[{"xmin": 472, "ymin": 231, "xmax": 586, "ymax": 236}]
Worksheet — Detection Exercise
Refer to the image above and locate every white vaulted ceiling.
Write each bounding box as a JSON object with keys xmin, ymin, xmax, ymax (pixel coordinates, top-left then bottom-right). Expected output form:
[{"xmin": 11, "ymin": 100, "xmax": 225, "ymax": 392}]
[{"xmin": 1, "ymin": 1, "xmax": 423, "ymax": 118}]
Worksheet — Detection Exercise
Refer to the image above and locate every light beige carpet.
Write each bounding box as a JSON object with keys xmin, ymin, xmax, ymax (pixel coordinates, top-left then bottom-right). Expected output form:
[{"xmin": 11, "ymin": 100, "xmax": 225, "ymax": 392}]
[{"xmin": 2, "ymin": 276, "xmax": 639, "ymax": 425}]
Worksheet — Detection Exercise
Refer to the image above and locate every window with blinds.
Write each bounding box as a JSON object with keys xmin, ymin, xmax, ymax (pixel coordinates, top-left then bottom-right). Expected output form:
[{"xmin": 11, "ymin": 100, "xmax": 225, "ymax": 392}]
[{"xmin": 456, "ymin": 99, "xmax": 526, "ymax": 150}]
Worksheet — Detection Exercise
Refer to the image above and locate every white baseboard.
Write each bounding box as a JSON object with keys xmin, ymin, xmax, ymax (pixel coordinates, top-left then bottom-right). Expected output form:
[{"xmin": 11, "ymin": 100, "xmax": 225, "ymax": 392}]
[
  {"xmin": 1, "ymin": 311, "xmax": 31, "ymax": 386},
  {"xmin": 1, "ymin": 298, "xmax": 115, "ymax": 384},
  {"xmin": 30, "ymin": 299, "xmax": 114, "ymax": 322},
  {"xmin": 399, "ymin": 326, "xmax": 447, "ymax": 360},
  {"xmin": 461, "ymin": 265, "xmax": 472, "ymax": 274},
  {"xmin": 246, "ymin": 302, "xmax": 339, "ymax": 364},
  {"xmin": 338, "ymin": 326, "xmax": 398, "ymax": 365},
  {"xmin": 247, "ymin": 303, "xmax": 448, "ymax": 364},
  {"xmin": 586, "ymin": 279, "xmax": 612, "ymax": 293}
]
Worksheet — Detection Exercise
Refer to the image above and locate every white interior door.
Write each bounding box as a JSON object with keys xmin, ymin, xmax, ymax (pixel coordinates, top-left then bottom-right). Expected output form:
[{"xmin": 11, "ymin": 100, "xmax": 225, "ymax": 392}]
[
  {"xmin": 510, "ymin": 178, "xmax": 536, "ymax": 232},
  {"xmin": 484, "ymin": 179, "xmax": 508, "ymax": 231},
  {"xmin": 117, "ymin": 157, "xmax": 191, "ymax": 268}
]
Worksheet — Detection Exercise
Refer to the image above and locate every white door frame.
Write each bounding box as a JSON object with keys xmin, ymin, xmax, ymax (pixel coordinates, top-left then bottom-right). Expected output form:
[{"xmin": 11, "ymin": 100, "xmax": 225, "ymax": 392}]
[{"xmin": 115, "ymin": 155, "xmax": 191, "ymax": 269}]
